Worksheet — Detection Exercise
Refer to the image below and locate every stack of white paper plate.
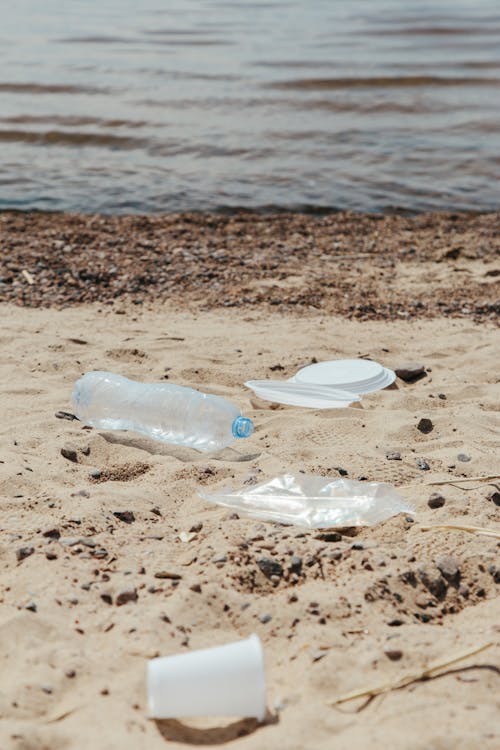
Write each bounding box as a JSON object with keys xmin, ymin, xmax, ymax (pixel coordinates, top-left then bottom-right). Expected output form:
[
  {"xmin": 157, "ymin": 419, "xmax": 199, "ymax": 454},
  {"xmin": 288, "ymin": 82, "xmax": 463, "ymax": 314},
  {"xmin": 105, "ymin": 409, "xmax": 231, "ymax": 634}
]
[{"xmin": 291, "ymin": 359, "xmax": 395, "ymax": 394}]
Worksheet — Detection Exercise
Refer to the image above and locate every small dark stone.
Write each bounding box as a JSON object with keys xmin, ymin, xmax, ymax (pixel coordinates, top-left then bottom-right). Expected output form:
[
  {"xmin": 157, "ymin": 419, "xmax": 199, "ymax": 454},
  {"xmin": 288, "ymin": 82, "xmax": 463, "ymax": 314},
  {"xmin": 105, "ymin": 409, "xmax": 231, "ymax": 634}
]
[
  {"xmin": 336, "ymin": 467, "xmax": 348, "ymax": 476},
  {"xmin": 100, "ymin": 592, "xmax": 113, "ymax": 605},
  {"xmin": 438, "ymin": 393, "xmax": 447, "ymax": 400},
  {"xmin": 416, "ymin": 458, "xmax": 430, "ymax": 471},
  {"xmin": 55, "ymin": 411, "xmax": 79, "ymax": 421},
  {"xmin": 89, "ymin": 469, "xmax": 101, "ymax": 479},
  {"xmin": 42, "ymin": 528, "xmax": 60, "ymax": 539},
  {"xmin": 351, "ymin": 543, "xmax": 364, "ymax": 550},
  {"xmin": 115, "ymin": 588, "xmax": 138, "ymax": 606},
  {"xmin": 16, "ymin": 546, "xmax": 35, "ymax": 562},
  {"xmin": 428, "ymin": 493, "xmax": 445, "ymax": 509},
  {"xmin": 386, "ymin": 452, "xmax": 402, "ymax": 461},
  {"xmin": 488, "ymin": 491, "xmax": 500, "ymax": 507},
  {"xmin": 257, "ymin": 556, "xmax": 283, "ymax": 579},
  {"xmin": 61, "ymin": 444, "xmax": 79, "ymax": 463},
  {"xmin": 387, "ymin": 619, "xmax": 404, "ymax": 627},
  {"xmin": 384, "ymin": 647, "xmax": 403, "ymax": 661},
  {"xmin": 315, "ymin": 532, "xmax": 342, "ymax": 542},
  {"xmin": 436, "ymin": 555, "xmax": 460, "ymax": 584},
  {"xmin": 418, "ymin": 565, "xmax": 447, "ymax": 599},
  {"xmin": 113, "ymin": 510, "xmax": 135, "ymax": 524},
  {"xmin": 259, "ymin": 613, "xmax": 272, "ymax": 624},
  {"xmin": 395, "ymin": 363, "xmax": 426, "ymax": 382},
  {"xmin": 189, "ymin": 522, "xmax": 203, "ymax": 533},
  {"xmin": 289, "ymin": 555, "xmax": 303, "ymax": 574},
  {"xmin": 25, "ymin": 602, "xmax": 37, "ymax": 612},
  {"xmin": 488, "ymin": 565, "xmax": 500, "ymax": 584},
  {"xmin": 189, "ymin": 583, "xmax": 202, "ymax": 593},
  {"xmin": 45, "ymin": 552, "xmax": 58, "ymax": 560},
  {"xmin": 458, "ymin": 584, "xmax": 470, "ymax": 598},
  {"xmin": 457, "ymin": 453, "xmax": 471, "ymax": 462},
  {"xmin": 65, "ymin": 669, "xmax": 76, "ymax": 678},
  {"xmin": 417, "ymin": 418, "xmax": 433, "ymax": 434}
]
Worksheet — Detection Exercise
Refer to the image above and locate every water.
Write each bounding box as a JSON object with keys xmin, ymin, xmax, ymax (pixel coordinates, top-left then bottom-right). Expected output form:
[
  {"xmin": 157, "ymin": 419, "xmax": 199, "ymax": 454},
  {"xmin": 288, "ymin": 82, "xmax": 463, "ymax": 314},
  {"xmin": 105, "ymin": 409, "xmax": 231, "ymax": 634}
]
[{"xmin": 1, "ymin": 0, "xmax": 500, "ymax": 214}]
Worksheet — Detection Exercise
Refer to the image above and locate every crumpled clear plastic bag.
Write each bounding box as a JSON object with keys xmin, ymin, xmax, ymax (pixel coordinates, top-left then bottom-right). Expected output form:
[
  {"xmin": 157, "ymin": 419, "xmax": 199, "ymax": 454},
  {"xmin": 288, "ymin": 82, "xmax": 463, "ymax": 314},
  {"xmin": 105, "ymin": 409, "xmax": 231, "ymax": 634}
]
[{"xmin": 199, "ymin": 474, "xmax": 414, "ymax": 529}]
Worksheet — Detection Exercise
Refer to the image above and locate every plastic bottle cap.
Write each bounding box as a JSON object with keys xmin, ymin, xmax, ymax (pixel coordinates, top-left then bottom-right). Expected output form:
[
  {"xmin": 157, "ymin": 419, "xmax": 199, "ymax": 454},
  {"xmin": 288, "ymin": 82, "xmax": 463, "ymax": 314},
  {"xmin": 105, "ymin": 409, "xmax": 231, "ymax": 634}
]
[{"xmin": 232, "ymin": 416, "xmax": 254, "ymax": 439}]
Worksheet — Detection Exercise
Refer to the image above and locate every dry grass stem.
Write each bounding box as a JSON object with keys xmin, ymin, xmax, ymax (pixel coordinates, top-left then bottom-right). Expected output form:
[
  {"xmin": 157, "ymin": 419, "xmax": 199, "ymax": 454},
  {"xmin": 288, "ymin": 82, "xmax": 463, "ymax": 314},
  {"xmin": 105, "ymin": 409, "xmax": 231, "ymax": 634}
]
[{"xmin": 332, "ymin": 642, "xmax": 494, "ymax": 706}]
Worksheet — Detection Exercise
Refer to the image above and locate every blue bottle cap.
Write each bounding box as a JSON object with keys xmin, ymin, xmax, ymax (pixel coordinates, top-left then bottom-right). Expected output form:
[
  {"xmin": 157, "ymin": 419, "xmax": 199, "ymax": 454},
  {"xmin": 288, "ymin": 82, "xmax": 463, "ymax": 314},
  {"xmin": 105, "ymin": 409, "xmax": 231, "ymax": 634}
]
[{"xmin": 232, "ymin": 416, "xmax": 254, "ymax": 439}]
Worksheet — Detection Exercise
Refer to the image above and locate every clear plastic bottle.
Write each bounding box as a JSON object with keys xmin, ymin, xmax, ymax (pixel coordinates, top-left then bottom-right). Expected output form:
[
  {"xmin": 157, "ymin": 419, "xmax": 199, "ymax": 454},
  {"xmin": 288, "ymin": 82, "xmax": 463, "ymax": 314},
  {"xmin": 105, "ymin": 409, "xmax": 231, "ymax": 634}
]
[{"xmin": 72, "ymin": 371, "xmax": 254, "ymax": 453}]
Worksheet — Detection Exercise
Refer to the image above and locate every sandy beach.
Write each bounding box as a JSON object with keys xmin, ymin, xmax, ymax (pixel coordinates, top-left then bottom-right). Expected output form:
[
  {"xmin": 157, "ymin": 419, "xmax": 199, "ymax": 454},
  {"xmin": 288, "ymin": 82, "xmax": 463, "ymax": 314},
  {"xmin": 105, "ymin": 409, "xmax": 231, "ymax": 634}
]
[{"xmin": 0, "ymin": 211, "xmax": 499, "ymax": 750}]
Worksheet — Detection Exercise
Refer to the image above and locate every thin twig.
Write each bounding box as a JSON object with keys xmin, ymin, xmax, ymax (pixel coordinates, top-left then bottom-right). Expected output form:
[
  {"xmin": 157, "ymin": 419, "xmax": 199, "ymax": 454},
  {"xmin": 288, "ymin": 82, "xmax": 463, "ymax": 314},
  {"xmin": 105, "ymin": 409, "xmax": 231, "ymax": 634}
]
[
  {"xmin": 427, "ymin": 475, "xmax": 500, "ymax": 486},
  {"xmin": 331, "ymin": 642, "xmax": 493, "ymax": 706},
  {"xmin": 420, "ymin": 524, "xmax": 500, "ymax": 539}
]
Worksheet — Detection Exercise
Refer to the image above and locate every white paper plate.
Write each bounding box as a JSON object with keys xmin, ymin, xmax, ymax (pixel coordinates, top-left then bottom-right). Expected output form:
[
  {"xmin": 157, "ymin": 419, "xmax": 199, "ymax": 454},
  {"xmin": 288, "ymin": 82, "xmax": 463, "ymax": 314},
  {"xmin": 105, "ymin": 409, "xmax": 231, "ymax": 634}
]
[
  {"xmin": 245, "ymin": 380, "xmax": 359, "ymax": 409},
  {"xmin": 292, "ymin": 359, "xmax": 396, "ymax": 394}
]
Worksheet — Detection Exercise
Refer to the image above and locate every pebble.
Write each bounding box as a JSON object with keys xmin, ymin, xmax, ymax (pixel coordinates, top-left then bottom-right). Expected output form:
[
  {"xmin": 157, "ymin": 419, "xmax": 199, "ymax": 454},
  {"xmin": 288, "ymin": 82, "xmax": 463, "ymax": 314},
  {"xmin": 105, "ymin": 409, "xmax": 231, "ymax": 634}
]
[
  {"xmin": 189, "ymin": 583, "xmax": 202, "ymax": 593},
  {"xmin": 386, "ymin": 451, "xmax": 402, "ymax": 460},
  {"xmin": 60, "ymin": 444, "xmax": 79, "ymax": 463},
  {"xmin": 488, "ymin": 565, "xmax": 500, "ymax": 584},
  {"xmin": 488, "ymin": 491, "xmax": 500, "ymax": 507},
  {"xmin": 212, "ymin": 554, "xmax": 227, "ymax": 564},
  {"xmin": 395, "ymin": 363, "xmax": 425, "ymax": 382},
  {"xmin": 25, "ymin": 602, "xmax": 37, "ymax": 612},
  {"xmin": 100, "ymin": 592, "xmax": 113, "ymax": 605},
  {"xmin": 416, "ymin": 458, "xmax": 430, "ymax": 471},
  {"xmin": 315, "ymin": 532, "xmax": 342, "ymax": 542},
  {"xmin": 457, "ymin": 453, "xmax": 471, "ymax": 462},
  {"xmin": 417, "ymin": 418, "xmax": 433, "ymax": 434},
  {"xmin": 458, "ymin": 584, "xmax": 470, "ymax": 598},
  {"xmin": 65, "ymin": 669, "xmax": 76, "ymax": 678},
  {"xmin": 428, "ymin": 492, "xmax": 445, "ymax": 509},
  {"xmin": 42, "ymin": 528, "xmax": 60, "ymax": 539},
  {"xmin": 60, "ymin": 537, "xmax": 82, "ymax": 547},
  {"xmin": 55, "ymin": 411, "xmax": 78, "ymax": 421},
  {"xmin": 113, "ymin": 510, "xmax": 135, "ymax": 524},
  {"xmin": 16, "ymin": 546, "xmax": 35, "ymax": 562},
  {"xmin": 418, "ymin": 565, "xmax": 447, "ymax": 599},
  {"xmin": 89, "ymin": 469, "xmax": 101, "ymax": 479},
  {"xmin": 189, "ymin": 522, "xmax": 203, "ymax": 533},
  {"xmin": 257, "ymin": 556, "xmax": 283, "ymax": 579},
  {"xmin": 115, "ymin": 587, "xmax": 138, "ymax": 606},
  {"xmin": 154, "ymin": 571, "xmax": 182, "ymax": 580},
  {"xmin": 383, "ymin": 647, "xmax": 403, "ymax": 661},
  {"xmin": 289, "ymin": 556, "xmax": 303, "ymax": 574},
  {"xmin": 259, "ymin": 613, "xmax": 272, "ymax": 624},
  {"xmin": 436, "ymin": 555, "xmax": 460, "ymax": 584}
]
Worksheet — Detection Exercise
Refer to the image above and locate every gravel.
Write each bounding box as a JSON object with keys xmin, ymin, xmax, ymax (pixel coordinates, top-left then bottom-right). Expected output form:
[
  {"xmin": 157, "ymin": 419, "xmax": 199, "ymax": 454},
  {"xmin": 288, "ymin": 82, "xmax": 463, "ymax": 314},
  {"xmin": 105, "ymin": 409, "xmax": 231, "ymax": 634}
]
[{"xmin": 1, "ymin": 210, "xmax": 498, "ymax": 322}]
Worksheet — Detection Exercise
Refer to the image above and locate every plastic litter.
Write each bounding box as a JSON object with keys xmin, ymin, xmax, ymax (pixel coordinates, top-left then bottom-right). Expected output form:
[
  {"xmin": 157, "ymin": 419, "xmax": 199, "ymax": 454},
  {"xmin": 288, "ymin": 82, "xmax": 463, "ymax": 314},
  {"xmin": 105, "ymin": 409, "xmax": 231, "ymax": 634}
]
[
  {"xmin": 72, "ymin": 371, "xmax": 253, "ymax": 453},
  {"xmin": 147, "ymin": 634, "xmax": 266, "ymax": 720},
  {"xmin": 200, "ymin": 474, "xmax": 414, "ymax": 528},
  {"xmin": 245, "ymin": 380, "xmax": 359, "ymax": 409},
  {"xmin": 292, "ymin": 358, "xmax": 395, "ymax": 394}
]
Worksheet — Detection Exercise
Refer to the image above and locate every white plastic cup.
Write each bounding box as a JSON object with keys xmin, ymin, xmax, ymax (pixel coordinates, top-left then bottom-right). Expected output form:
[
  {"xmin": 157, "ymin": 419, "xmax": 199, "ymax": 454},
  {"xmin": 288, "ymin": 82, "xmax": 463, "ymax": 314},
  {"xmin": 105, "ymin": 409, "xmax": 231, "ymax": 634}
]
[{"xmin": 147, "ymin": 634, "xmax": 266, "ymax": 720}]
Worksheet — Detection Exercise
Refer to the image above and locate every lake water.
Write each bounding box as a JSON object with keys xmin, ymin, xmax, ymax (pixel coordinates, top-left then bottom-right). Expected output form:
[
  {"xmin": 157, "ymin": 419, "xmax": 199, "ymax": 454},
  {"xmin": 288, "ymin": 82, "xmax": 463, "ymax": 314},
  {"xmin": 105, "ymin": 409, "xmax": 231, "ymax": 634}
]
[{"xmin": 1, "ymin": 0, "xmax": 500, "ymax": 213}]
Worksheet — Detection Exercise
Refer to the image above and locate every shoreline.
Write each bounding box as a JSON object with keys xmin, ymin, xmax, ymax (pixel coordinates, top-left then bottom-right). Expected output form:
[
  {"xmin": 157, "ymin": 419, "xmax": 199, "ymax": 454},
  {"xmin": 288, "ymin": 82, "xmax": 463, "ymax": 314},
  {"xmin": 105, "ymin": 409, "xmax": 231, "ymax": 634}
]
[{"xmin": 1, "ymin": 209, "xmax": 499, "ymax": 322}]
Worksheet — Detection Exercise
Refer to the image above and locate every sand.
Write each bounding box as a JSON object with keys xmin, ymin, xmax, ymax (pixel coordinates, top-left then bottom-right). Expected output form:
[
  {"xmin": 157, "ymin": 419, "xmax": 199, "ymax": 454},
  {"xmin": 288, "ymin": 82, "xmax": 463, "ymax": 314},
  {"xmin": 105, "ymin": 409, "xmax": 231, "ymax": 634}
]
[{"xmin": 0, "ymin": 300, "xmax": 499, "ymax": 750}]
